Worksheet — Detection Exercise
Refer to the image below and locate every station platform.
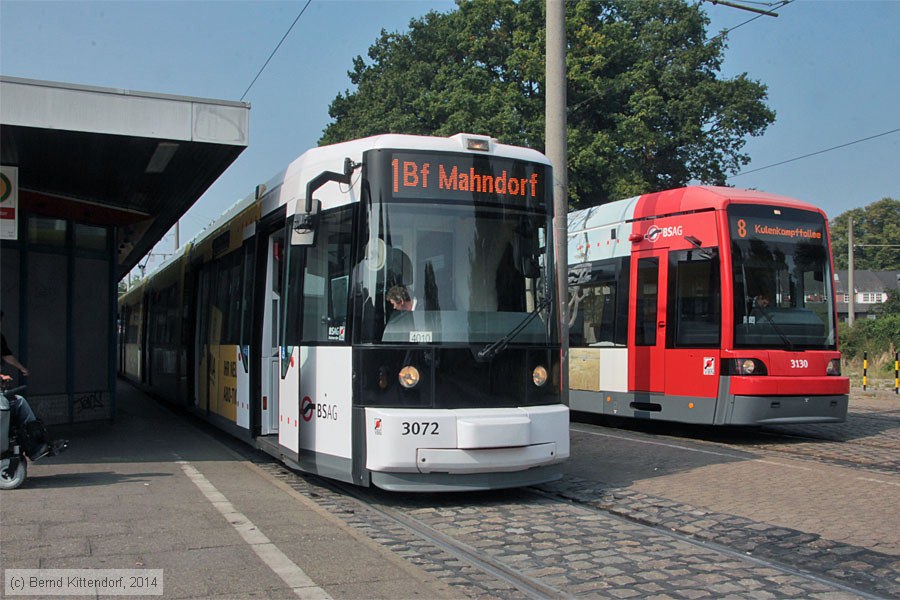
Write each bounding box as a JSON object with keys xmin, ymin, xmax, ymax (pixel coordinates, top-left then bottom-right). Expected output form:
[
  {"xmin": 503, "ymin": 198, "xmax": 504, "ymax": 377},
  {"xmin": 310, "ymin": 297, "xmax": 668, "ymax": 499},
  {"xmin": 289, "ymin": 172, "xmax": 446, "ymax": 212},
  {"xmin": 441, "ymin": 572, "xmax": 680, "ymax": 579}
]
[{"xmin": 0, "ymin": 382, "xmax": 459, "ymax": 599}]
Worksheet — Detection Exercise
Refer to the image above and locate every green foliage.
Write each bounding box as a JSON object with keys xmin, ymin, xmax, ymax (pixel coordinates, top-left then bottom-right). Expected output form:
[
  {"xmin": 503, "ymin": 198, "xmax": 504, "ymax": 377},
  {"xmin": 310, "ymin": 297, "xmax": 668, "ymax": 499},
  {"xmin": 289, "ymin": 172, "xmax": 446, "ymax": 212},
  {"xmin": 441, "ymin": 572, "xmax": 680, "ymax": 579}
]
[
  {"xmin": 878, "ymin": 289, "xmax": 900, "ymax": 316},
  {"xmin": 830, "ymin": 197, "xmax": 900, "ymax": 270},
  {"xmin": 321, "ymin": 0, "xmax": 775, "ymax": 210},
  {"xmin": 117, "ymin": 275, "xmax": 141, "ymax": 297},
  {"xmin": 831, "ymin": 200, "xmax": 900, "ymax": 374},
  {"xmin": 839, "ymin": 314, "xmax": 900, "ymax": 362}
]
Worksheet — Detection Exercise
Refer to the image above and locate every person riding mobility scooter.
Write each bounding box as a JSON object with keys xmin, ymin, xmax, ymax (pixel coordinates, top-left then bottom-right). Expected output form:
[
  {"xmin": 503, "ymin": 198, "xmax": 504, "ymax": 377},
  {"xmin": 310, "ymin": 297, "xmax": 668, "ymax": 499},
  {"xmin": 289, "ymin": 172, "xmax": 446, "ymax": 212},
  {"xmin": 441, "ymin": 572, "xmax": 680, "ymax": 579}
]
[{"xmin": 1, "ymin": 375, "xmax": 68, "ymax": 490}]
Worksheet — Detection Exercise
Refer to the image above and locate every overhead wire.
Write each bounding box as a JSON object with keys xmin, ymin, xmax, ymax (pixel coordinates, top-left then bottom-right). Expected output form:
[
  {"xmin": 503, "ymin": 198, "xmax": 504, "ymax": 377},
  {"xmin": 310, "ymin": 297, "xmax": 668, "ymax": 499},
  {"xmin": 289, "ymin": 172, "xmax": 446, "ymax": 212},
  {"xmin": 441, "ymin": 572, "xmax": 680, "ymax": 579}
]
[
  {"xmin": 240, "ymin": 0, "xmax": 313, "ymax": 102},
  {"xmin": 729, "ymin": 127, "xmax": 900, "ymax": 178},
  {"xmin": 704, "ymin": 0, "xmax": 792, "ymax": 45}
]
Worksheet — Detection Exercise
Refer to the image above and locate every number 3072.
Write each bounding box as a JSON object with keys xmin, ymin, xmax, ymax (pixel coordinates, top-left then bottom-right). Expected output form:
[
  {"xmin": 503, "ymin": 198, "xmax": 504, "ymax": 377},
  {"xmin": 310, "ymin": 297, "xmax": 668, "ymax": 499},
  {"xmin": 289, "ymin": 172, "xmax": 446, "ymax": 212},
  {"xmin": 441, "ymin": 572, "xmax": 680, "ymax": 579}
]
[{"xmin": 401, "ymin": 421, "xmax": 439, "ymax": 435}]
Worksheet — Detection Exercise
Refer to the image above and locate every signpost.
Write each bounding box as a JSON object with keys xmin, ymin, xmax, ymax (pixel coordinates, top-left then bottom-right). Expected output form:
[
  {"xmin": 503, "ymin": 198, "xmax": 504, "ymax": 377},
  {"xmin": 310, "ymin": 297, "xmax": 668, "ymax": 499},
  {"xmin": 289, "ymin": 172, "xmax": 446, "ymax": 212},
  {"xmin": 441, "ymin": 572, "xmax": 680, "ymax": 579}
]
[{"xmin": 0, "ymin": 166, "xmax": 18, "ymax": 240}]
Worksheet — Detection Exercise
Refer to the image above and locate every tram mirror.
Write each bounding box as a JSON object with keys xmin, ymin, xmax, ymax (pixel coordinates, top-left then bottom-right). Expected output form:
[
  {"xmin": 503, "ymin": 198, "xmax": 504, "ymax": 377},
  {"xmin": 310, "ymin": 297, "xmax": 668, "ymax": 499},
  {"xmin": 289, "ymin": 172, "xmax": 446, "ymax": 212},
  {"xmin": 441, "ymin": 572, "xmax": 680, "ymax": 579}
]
[
  {"xmin": 291, "ymin": 201, "xmax": 320, "ymax": 246},
  {"xmin": 513, "ymin": 218, "xmax": 541, "ymax": 278},
  {"xmin": 519, "ymin": 255, "xmax": 541, "ymax": 279}
]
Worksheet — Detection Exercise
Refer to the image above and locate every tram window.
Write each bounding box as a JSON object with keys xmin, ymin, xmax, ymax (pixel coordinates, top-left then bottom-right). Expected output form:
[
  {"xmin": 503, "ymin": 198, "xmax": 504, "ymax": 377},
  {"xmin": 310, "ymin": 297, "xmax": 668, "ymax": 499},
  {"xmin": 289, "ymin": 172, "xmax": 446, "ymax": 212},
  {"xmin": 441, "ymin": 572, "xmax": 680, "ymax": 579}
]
[
  {"xmin": 635, "ymin": 258, "xmax": 658, "ymax": 346},
  {"xmin": 215, "ymin": 253, "xmax": 239, "ymax": 345},
  {"xmin": 125, "ymin": 307, "xmax": 139, "ymax": 344},
  {"xmin": 729, "ymin": 205, "xmax": 835, "ymax": 350},
  {"xmin": 165, "ymin": 285, "xmax": 178, "ymax": 345},
  {"xmin": 284, "ymin": 207, "xmax": 353, "ymax": 345},
  {"xmin": 567, "ymin": 257, "xmax": 629, "ymax": 348},
  {"xmin": 239, "ymin": 243, "xmax": 254, "ymax": 346},
  {"xmin": 211, "ymin": 259, "xmax": 229, "ymax": 343},
  {"xmin": 569, "ymin": 283, "xmax": 615, "ymax": 346},
  {"xmin": 227, "ymin": 253, "xmax": 243, "ymax": 344},
  {"xmin": 417, "ymin": 230, "xmax": 454, "ymax": 311},
  {"xmin": 203, "ymin": 251, "xmax": 245, "ymax": 345},
  {"xmin": 669, "ymin": 250, "xmax": 721, "ymax": 348}
]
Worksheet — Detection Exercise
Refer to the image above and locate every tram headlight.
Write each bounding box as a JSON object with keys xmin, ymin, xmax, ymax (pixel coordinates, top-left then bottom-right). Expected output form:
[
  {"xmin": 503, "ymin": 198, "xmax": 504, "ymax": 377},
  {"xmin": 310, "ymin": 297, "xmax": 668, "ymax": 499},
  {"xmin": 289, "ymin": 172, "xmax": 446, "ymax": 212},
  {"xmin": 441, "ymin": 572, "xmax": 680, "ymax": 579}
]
[
  {"xmin": 532, "ymin": 365, "xmax": 548, "ymax": 387},
  {"xmin": 727, "ymin": 358, "xmax": 767, "ymax": 376},
  {"xmin": 826, "ymin": 359, "xmax": 841, "ymax": 376},
  {"xmin": 398, "ymin": 365, "xmax": 420, "ymax": 389}
]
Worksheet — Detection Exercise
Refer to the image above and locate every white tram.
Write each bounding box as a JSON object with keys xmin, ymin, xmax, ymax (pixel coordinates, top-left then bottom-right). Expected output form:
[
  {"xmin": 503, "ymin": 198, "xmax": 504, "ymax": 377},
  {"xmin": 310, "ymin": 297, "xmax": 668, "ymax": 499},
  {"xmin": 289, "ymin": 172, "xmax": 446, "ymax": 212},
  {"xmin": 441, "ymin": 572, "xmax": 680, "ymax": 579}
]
[{"xmin": 119, "ymin": 133, "xmax": 569, "ymax": 491}]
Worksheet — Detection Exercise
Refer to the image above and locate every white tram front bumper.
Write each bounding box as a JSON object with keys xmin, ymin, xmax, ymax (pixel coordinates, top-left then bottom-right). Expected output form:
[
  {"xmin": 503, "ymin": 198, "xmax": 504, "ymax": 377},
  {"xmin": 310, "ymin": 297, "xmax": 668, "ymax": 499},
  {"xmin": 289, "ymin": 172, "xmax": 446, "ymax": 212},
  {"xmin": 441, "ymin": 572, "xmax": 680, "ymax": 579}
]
[{"xmin": 365, "ymin": 405, "xmax": 570, "ymax": 474}]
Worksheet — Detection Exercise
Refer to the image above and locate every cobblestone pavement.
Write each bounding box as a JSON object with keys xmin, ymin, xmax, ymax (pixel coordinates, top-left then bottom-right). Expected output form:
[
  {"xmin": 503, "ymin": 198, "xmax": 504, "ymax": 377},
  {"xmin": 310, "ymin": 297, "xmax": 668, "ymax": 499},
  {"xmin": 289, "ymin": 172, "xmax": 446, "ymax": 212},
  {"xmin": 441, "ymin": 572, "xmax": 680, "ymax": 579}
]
[
  {"xmin": 749, "ymin": 393, "xmax": 896, "ymax": 473},
  {"xmin": 265, "ymin": 464, "xmax": 893, "ymax": 599},
  {"xmin": 543, "ymin": 476, "xmax": 899, "ymax": 599},
  {"xmin": 564, "ymin": 432, "xmax": 899, "ymax": 556},
  {"xmin": 577, "ymin": 390, "xmax": 900, "ymax": 476},
  {"xmin": 245, "ymin": 391, "xmax": 900, "ymax": 599}
]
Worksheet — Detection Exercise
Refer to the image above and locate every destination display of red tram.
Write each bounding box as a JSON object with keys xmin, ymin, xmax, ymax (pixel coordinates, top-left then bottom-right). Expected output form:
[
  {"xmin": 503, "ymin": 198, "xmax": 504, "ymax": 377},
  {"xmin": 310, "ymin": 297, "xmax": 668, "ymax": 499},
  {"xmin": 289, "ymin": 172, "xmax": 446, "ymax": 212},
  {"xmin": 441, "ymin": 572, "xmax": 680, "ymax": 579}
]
[{"xmin": 567, "ymin": 186, "xmax": 849, "ymax": 425}]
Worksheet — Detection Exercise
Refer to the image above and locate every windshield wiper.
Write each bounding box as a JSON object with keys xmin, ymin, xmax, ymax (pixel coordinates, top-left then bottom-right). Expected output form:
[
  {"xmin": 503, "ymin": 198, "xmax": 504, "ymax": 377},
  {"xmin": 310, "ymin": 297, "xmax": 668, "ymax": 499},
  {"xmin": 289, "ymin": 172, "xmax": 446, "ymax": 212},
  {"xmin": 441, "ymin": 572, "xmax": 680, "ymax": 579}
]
[
  {"xmin": 477, "ymin": 297, "xmax": 551, "ymax": 362},
  {"xmin": 755, "ymin": 304, "xmax": 795, "ymax": 351}
]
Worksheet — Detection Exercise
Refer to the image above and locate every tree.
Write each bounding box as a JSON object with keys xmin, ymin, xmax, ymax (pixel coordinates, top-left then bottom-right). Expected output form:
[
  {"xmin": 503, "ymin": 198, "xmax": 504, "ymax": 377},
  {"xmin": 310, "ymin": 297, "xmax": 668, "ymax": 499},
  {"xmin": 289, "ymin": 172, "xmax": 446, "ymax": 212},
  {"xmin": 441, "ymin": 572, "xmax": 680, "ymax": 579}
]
[
  {"xmin": 878, "ymin": 289, "xmax": 900, "ymax": 316},
  {"xmin": 829, "ymin": 198, "xmax": 900, "ymax": 271},
  {"xmin": 321, "ymin": 0, "xmax": 775, "ymax": 210},
  {"xmin": 117, "ymin": 274, "xmax": 141, "ymax": 296}
]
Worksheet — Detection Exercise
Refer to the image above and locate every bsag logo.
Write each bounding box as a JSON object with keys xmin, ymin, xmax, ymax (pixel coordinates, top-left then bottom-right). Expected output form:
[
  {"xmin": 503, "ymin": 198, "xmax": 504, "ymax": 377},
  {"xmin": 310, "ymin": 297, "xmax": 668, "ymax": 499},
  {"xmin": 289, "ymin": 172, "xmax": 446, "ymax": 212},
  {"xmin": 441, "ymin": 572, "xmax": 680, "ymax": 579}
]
[{"xmin": 645, "ymin": 225, "xmax": 683, "ymax": 242}]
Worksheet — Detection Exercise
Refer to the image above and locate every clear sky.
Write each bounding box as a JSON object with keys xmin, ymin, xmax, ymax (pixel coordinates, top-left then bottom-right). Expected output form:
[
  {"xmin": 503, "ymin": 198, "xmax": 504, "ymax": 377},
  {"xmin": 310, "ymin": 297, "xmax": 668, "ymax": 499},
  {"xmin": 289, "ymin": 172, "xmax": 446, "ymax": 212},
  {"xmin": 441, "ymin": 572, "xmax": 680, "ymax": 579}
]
[{"xmin": 1, "ymin": 0, "xmax": 898, "ymax": 273}]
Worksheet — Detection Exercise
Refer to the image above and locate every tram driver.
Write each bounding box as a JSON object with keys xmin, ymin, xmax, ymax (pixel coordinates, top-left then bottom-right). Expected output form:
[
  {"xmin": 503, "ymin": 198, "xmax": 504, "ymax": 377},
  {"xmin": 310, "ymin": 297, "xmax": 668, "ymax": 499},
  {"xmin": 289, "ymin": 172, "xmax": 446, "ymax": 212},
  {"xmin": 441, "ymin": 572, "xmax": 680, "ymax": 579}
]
[{"xmin": 387, "ymin": 285, "xmax": 418, "ymax": 312}]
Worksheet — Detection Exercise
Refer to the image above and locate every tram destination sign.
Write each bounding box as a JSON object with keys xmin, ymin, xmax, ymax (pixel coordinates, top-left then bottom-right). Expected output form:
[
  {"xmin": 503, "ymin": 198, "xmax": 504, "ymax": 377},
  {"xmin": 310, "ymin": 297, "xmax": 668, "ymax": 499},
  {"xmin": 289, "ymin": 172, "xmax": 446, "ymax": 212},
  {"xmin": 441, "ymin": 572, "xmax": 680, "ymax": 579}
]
[
  {"xmin": 390, "ymin": 152, "xmax": 546, "ymax": 206},
  {"xmin": 730, "ymin": 213, "xmax": 825, "ymax": 244}
]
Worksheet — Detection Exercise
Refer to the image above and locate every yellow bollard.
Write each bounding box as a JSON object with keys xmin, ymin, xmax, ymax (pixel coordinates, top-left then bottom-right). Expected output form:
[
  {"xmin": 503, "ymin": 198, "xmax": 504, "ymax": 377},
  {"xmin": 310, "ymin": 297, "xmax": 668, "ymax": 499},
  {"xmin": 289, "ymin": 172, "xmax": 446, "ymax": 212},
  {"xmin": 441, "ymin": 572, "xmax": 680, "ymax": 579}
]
[
  {"xmin": 894, "ymin": 351, "xmax": 898, "ymax": 395},
  {"xmin": 863, "ymin": 351, "xmax": 867, "ymax": 391}
]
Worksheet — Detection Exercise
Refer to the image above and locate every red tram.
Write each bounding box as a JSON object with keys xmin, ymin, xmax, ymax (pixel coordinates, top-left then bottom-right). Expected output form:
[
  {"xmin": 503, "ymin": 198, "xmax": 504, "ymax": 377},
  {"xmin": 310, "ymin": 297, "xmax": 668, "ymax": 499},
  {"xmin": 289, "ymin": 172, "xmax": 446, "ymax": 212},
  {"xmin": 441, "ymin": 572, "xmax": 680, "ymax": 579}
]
[{"xmin": 567, "ymin": 186, "xmax": 849, "ymax": 425}]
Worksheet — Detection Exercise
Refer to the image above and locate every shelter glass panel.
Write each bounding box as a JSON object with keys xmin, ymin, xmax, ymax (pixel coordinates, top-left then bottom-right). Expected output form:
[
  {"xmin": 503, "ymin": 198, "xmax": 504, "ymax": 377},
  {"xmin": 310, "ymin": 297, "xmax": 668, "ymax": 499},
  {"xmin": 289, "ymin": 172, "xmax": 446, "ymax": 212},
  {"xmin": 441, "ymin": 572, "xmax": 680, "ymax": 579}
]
[
  {"xmin": 28, "ymin": 217, "xmax": 67, "ymax": 247},
  {"xmin": 74, "ymin": 256, "xmax": 110, "ymax": 393},
  {"xmin": 75, "ymin": 223, "xmax": 109, "ymax": 252},
  {"xmin": 26, "ymin": 252, "xmax": 68, "ymax": 395}
]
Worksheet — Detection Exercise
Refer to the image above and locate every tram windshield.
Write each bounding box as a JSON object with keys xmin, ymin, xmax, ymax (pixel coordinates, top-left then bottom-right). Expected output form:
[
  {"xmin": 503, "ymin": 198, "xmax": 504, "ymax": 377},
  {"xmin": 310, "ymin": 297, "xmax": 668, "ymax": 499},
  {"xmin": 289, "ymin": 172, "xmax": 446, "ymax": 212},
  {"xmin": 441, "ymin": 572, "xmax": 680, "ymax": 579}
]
[
  {"xmin": 729, "ymin": 204, "xmax": 836, "ymax": 350},
  {"xmin": 356, "ymin": 151, "xmax": 555, "ymax": 346}
]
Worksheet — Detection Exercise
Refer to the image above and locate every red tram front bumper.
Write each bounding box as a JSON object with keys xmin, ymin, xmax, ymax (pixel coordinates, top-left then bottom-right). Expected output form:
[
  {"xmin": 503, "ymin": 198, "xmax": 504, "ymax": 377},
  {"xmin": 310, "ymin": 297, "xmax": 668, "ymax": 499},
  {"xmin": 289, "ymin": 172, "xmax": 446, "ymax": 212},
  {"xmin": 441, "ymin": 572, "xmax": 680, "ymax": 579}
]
[{"xmin": 729, "ymin": 375, "xmax": 850, "ymax": 397}]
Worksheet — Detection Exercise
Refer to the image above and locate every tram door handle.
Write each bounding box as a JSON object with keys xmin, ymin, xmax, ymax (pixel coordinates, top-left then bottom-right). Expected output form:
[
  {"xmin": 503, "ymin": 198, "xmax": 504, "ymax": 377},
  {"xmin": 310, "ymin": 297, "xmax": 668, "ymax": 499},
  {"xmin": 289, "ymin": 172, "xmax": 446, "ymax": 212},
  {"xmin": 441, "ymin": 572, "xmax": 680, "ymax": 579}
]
[{"xmin": 658, "ymin": 321, "xmax": 666, "ymax": 329}]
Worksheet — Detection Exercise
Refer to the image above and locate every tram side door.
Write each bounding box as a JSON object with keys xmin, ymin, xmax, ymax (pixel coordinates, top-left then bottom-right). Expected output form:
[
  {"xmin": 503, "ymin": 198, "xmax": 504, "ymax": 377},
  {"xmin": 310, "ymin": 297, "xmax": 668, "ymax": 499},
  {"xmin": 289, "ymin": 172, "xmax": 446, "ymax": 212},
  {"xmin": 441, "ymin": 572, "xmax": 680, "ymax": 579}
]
[
  {"xmin": 629, "ymin": 249, "xmax": 668, "ymax": 394},
  {"xmin": 260, "ymin": 231, "xmax": 283, "ymax": 435}
]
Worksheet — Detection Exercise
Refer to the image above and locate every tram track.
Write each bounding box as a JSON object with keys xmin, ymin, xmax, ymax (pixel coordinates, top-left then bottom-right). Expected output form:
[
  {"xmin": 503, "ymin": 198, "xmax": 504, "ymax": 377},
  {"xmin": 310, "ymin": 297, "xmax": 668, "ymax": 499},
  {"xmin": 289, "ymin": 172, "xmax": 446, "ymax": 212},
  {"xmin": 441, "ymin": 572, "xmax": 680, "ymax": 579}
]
[
  {"xmin": 256, "ymin": 459, "xmax": 895, "ymax": 599},
  {"xmin": 527, "ymin": 487, "xmax": 887, "ymax": 600},
  {"xmin": 333, "ymin": 481, "xmax": 571, "ymax": 600}
]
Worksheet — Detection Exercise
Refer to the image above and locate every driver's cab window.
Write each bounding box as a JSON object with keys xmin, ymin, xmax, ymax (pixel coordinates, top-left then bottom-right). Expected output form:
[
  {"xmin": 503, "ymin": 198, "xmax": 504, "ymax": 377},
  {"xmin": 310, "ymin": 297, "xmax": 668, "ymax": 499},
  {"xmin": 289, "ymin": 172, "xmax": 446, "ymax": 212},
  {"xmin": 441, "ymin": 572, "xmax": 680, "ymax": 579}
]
[{"xmin": 284, "ymin": 207, "xmax": 354, "ymax": 344}]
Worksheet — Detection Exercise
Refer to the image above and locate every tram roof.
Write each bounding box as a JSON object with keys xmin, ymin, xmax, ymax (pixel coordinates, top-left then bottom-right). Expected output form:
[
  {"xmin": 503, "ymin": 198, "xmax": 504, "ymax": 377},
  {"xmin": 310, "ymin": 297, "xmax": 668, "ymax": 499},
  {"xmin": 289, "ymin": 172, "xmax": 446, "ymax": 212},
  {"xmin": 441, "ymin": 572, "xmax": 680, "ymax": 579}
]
[
  {"xmin": 288, "ymin": 132, "xmax": 552, "ymax": 167},
  {"xmin": 0, "ymin": 76, "xmax": 249, "ymax": 279},
  {"xmin": 569, "ymin": 186, "xmax": 826, "ymax": 233},
  {"xmin": 145, "ymin": 132, "xmax": 553, "ymax": 277}
]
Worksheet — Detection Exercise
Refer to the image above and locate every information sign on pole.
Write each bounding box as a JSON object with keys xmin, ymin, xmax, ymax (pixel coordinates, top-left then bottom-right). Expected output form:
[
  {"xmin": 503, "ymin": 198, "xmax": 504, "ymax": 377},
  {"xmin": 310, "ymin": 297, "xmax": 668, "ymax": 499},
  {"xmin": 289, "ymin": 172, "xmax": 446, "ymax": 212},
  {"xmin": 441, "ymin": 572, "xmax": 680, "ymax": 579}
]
[{"xmin": 0, "ymin": 166, "xmax": 18, "ymax": 241}]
